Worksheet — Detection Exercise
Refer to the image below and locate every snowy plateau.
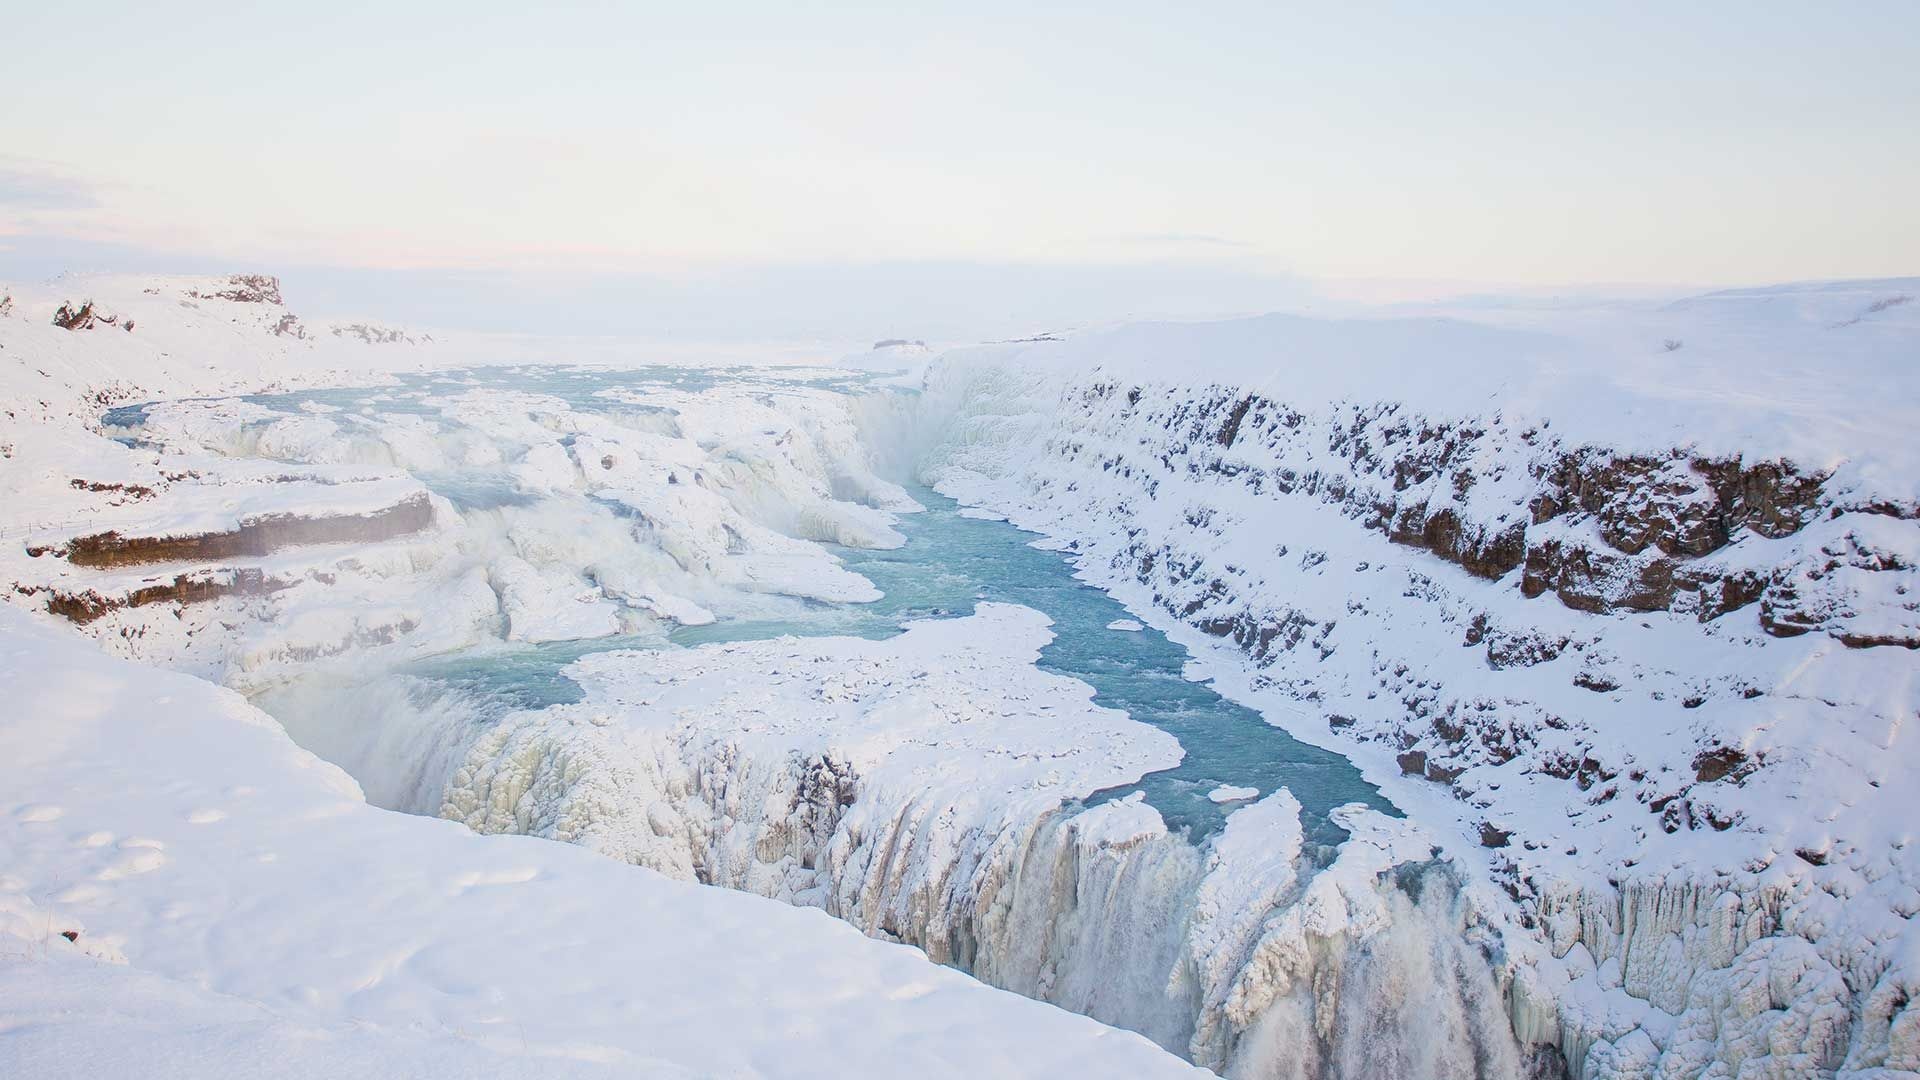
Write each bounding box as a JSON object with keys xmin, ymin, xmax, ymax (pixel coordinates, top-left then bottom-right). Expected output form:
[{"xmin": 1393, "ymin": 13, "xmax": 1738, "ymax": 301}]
[{"xmin": 1, "ymin": 272, "xmax": 1917, "ymax": 1080}]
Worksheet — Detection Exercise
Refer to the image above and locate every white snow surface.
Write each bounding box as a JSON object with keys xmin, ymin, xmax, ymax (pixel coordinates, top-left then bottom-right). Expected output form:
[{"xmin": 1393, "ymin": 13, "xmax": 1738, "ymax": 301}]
[
  {"xmin": 898, "ymin": 279, "xmax": 1920, "ymax": 503},
  {"xmin": 1208, "ymin": 784, "xmax": 1260, "ymax": 803},
  {"xmin": 6, "ymin": 271, "xmax": 1920, "ymax": 1078}
]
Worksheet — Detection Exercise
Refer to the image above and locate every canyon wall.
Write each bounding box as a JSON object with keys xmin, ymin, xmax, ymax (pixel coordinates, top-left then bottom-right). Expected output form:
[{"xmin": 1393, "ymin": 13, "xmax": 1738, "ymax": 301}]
[{"xmin": 901, "ymin": 304, "xmax": 1920, "ymax": 1078}]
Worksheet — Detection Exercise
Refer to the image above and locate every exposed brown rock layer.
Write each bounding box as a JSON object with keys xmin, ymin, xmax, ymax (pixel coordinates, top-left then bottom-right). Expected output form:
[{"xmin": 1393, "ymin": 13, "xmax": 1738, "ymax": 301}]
[
  {"xmin": 19, "ymin": 568, "xmax": 292, "ymax": 624},
  {"xmin": 57, "ymin": 493, "xmax": 433, "ymax": 568},
  {"xmin": 1086, "ymin": 382, "xmax": 1914, "ymax": 648}
]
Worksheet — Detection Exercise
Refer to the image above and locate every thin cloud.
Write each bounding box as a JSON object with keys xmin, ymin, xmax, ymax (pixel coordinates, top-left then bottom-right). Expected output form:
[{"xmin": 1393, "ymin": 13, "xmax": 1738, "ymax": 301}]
[
  {"xmin": 0, "ymin": 158, "xmax": 100, "ymax": 210},
  {"xmin": 1108, "ymin": 232, "xmax": 1252, "ymax": 249}
]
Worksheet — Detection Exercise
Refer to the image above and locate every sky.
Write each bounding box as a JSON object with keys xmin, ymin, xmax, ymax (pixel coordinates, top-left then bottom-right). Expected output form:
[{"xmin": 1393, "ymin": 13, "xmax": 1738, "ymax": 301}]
[{"xmin": 1, "ymin": 2, "xmax": 1914, "ymax": 337}]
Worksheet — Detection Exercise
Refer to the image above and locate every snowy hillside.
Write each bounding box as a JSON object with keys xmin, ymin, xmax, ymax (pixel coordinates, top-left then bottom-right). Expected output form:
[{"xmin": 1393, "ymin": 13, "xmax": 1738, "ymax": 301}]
[
  {"xmin": 3, "ymin": 271, "xmax": 1917, "ymax": 1079},
  {"xmin": 1, "ymin": 273, "xmax": 441, "ymax": 418}
]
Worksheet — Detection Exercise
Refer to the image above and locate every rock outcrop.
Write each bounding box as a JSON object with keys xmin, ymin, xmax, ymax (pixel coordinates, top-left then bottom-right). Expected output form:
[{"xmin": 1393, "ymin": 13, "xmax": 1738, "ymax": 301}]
[
  {"xmin": 189, "ymin": 274, "xmax": 284, "ymax": 305},
  {"xmin": 51, "ymin": 492, "xmax": 435, "ymax": 568},
  {"xmin": 19, "ymin": 567, "xmax": 292, "ymax": 624},
  {"xmin": 52, "ymin": 300, "xmax": 132, "ymax": 332}
]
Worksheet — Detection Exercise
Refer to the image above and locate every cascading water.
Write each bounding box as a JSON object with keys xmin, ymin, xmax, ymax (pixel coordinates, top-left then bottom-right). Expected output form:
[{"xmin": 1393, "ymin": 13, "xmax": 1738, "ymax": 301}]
[{"xmin": 103, "ymin": 364, "xmax": 1540, "ymax": 1078}]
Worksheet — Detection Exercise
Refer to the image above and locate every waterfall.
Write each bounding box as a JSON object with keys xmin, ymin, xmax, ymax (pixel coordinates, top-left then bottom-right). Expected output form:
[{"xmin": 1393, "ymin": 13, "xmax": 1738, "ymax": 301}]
[
  {"xmin": 421, "ymin": 670, "xmax": 1529, "ymax": 1076},
  {"xmin": 253, "ymin": 672, "xmax": 502, "ymax": 815}
]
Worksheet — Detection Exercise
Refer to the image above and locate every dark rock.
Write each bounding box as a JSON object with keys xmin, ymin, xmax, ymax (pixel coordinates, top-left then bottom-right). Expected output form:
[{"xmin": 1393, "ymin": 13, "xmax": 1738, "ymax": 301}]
[
  {"xmin": 1573, "ymin": 671, "xmax": 1620, "ymax": 693},
  {"xmin": 23, "ymin": 568, "xmax": 292, "ymax": 625},
  {"xmin": 191, "ymin": 274, "xmax": 284, "ymax": 305},
  {"xmin": 54, "ymin": 301, "xmax": 123, "ymax": 330},
  {"xmin": 1216, "ymin": 395, "xmax": 1254, "ymax": 446},
  {"xmin": 1838, "ymin": 631, "xmax": 1920, "ymax": 650},
  {"xmin": 61, "ymin": 493, "xmax": 434, "ymax": 568},
  {"xmin": 1693, "ymin": 746, "xmax": 1749, "ymax": 783},
  {"xmin": 1485, "ymin": 627, "xmax": 1569, "ymax": 669}
]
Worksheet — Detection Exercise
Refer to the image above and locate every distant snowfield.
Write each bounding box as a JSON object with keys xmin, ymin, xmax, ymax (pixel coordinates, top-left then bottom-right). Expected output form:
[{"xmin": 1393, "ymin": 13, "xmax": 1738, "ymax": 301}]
[{"xmin": 2, "ymin": 271, "xmax": 1917, "ymax": 1078}]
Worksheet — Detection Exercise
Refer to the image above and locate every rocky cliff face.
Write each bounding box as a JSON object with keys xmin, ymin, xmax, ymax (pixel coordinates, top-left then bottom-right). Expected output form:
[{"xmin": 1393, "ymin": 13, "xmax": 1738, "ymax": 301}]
[{"xmin": 1077, "ymin": 381, "xmax": 1914, "ymax": 649}]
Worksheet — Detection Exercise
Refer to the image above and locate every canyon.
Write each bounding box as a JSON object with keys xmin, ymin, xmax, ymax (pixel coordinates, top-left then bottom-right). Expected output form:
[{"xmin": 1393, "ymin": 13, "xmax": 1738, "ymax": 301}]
[{"xmin": 4, "ymin": 273, "xmax": 1916, "ymax": 1079}]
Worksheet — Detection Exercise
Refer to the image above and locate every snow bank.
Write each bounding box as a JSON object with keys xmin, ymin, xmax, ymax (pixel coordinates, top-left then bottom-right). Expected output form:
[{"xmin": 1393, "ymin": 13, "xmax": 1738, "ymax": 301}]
[
  {"xmin": 918, "ymin": 279, "xmax": 1920, "ymax": 499},
  {"xmin": 0, "ymin": 605, "xmax": 1204, "ymax": 1079}
]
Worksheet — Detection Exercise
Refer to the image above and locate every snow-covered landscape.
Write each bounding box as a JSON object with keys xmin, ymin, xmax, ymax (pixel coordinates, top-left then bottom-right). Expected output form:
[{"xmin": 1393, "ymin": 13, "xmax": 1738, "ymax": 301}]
[
  {"xmin": 4, "ymin": 7, "xmax": 1917, "ymax": 1076},
  {"xmin": 3, "ymin": 270, "xmax": 1914, "ymax": 1078}
]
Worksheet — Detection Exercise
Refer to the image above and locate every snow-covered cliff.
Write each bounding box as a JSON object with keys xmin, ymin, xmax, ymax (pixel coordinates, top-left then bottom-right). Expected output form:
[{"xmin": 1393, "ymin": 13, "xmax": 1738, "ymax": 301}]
[{"xmin": 904, "ymin": 281, "xmax": 1920, "ymax": 1077}]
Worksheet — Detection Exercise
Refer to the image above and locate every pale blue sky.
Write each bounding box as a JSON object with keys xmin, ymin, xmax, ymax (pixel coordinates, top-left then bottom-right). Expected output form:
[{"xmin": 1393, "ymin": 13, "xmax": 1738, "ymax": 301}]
[{"xmin": 2, "ymin": 2, "xmax": 1913, "ymax": 333}]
